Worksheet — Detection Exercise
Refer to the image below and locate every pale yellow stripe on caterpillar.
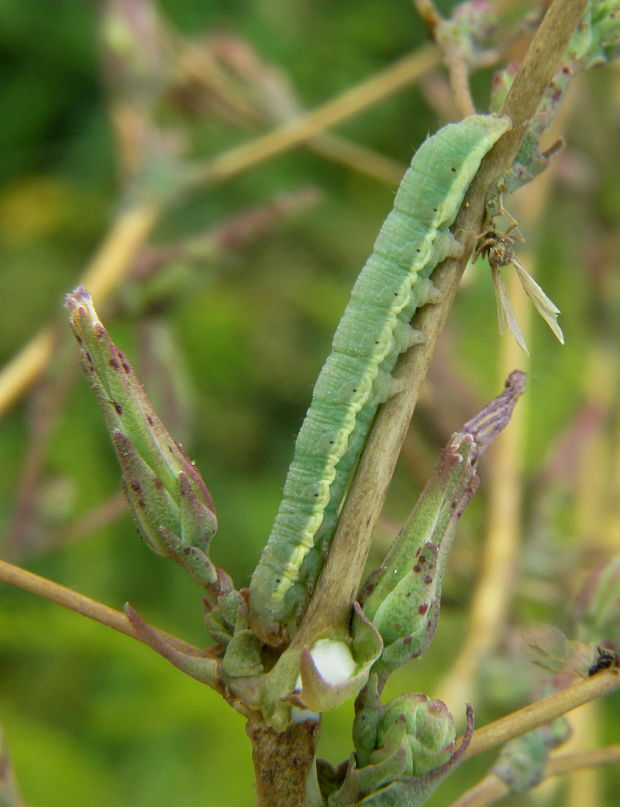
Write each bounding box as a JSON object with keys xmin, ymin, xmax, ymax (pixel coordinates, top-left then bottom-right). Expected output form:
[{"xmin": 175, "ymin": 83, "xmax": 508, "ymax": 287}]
[{"xmin": 249, "ymin": 114, "xmax": 511, "ymax": 646}]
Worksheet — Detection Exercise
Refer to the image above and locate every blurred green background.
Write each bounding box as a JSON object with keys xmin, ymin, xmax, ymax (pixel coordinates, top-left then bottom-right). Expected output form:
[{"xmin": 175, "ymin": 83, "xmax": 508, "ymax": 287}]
[{"xmin": 0, "ymin": 1, "xmax": 619, "ymax": 805}]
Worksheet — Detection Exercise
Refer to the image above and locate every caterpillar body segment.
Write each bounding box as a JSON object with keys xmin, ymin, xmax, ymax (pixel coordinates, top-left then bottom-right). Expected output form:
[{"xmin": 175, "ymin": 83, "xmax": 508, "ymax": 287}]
[{"xmin": 249, "ymin": 115, "xmax": 511, "ymax": 644}]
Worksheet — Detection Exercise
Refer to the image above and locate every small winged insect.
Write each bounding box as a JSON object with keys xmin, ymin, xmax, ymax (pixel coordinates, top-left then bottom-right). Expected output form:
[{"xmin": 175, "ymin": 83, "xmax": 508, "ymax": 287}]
[
  {"xmin": 523, "ymin": 625, "xmax": 616, "ymax": 680},
  {"xmin": 474, "ymin": 219, "xmax": 564, "ymax": 354},
  {"xmin": 587, "ymin": 645, "xmax": 619, "ymax": 677}
]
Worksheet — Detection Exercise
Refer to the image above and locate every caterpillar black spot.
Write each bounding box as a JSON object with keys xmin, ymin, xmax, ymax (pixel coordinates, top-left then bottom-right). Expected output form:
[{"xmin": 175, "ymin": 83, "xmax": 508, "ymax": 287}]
[{"xmin": 249, "ymin": 114, "xmax": 511, "ymax": 643}]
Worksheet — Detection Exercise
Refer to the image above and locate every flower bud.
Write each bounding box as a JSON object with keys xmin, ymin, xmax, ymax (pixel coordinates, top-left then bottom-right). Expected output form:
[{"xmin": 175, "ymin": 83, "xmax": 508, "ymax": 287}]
[
  {"xmin": 66, "ymin": 287, "xmax": 217, "ymax": 586},
  {"xmin": 362, "ymin": 372, "xmax": 525, "ymax": 675},
  {"xmin": 372, "ymin": 694, "xmax": 456, "ymax": 777}
]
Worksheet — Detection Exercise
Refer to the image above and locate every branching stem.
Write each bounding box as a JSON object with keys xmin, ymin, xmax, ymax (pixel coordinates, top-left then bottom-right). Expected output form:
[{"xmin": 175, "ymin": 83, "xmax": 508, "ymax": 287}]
[
  {"xmin": 0, "ymin": 201, "xmax": 160, "ymax": 418},
  {"xmin": 463, "ymin": 671, "xmax": 620, "ymax": 760},
  {"xmin": 449, "ymin": 744, "xmax": 620, "ymax": 807},
  {"xmin": 0, "ymin": 49, "xmax": 437, "ymax": 419},
  {"xmin": 0, "ymin": 559, "xmax": 204, "ymax": 657},
  {"xmin": 294, "ymin": 0, "xmax": 588, "ymax": 647}
]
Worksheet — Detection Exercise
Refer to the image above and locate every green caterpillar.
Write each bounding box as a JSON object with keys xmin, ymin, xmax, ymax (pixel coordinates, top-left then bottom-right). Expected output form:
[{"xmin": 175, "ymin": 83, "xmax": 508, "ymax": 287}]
[{"xmin": 249, "ymin": 114, "xmax": 511, "ymax": 644}]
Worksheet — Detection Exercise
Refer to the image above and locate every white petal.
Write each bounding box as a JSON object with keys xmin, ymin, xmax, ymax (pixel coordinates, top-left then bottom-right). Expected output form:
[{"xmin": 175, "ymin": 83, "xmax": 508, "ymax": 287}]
[{"xmin": 309, "ymin": 639, "xmax": 356, "ymax": 685}]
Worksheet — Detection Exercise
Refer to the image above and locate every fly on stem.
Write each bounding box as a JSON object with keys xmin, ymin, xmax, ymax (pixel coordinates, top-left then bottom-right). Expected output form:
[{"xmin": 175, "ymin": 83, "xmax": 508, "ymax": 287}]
[{"xmin": 474, "ymin": 224, "xmax": 564, "ymax": 354}]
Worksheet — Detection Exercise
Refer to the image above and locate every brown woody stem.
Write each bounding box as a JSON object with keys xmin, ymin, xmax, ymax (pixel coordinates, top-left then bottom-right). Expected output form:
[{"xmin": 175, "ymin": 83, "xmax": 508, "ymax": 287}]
[{"xmin": 246, "ymin": 719, "xmax": 320, "ymax": 807}]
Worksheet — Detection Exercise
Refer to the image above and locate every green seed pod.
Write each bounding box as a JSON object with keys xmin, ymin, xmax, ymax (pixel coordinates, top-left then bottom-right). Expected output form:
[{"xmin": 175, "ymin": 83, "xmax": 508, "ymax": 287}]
[
  {"xmin": 362, "ymin": 372, "xmax": 525, "ymax": 675},
  {"xmin": 492, "ymin": 718, "xmax": 569, "ymax": 794},
  {"xmin": 361, "ymin": 434, "xmax": 475, "ymax": 676},
  {"xmin": 66, "ymin": 287, "xmax": 217, "ymax": 586}
]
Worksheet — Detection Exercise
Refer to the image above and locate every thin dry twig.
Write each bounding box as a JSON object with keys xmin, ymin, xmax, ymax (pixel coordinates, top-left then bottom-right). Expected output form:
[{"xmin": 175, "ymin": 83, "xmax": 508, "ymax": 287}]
[
  {"xmin": 0, "ymin": 49, "xmax": 437, "ymax": 419},
  {"xmin": 548, "ymin": 744, "xmax": 620, "ymax": 777},
  {"xmin": 447, "ymin": 775, "xmax": 507, "ymax": 807},
  {"xmin": 462, "ymin": 670, "xmax": 620, "ymax": 761},
  {"xmin": 0, "ymin": 201, "xmax": 160, "ymax": 418},
  {"xmin": 301, "ymin": 131, "xmax": 406, "ymax": 186},
  {"xmin": 413, "ymin": 0, "xmax": 443, "ymax": 36},
  {"xmin": 0, "ymin": 558, "xmax": 205, "ymax": 657},
  {"xmin": 176, "ymin": 34, "xmax": 408, "ymax": 186},
  {"xmin": 564, "ymin": 702, "xmax": 604, "ymax": 807},
  {"xmin": 189, "ymin": 47, "xmax": 437, "ymax": 186},
  {"xmin": 449, "ymin": 744, "xmax": 620, "ymax": 807}
]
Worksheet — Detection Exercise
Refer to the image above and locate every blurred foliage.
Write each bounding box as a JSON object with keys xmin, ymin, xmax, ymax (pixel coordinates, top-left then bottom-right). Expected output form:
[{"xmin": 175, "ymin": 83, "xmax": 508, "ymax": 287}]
[{"xmin": 0, "ymin": 1, "xmax": 619, "ymax": 805}]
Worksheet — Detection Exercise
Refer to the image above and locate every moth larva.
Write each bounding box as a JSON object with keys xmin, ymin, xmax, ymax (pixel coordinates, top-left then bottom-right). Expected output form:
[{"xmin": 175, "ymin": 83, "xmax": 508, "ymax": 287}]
[{"xmin": 249, "ymin": 114, "xmax": 511, "ymax": 644}]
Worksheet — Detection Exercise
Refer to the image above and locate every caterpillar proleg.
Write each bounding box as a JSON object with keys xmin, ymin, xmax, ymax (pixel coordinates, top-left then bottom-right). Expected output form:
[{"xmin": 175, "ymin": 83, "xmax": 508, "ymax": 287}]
[{"xmin": 249, "ymin": 114, "xmax": 511, "ymax": 644}]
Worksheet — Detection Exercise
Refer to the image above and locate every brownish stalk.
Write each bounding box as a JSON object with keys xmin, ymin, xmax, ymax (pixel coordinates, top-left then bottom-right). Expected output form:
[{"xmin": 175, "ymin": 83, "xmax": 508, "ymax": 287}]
[
  {"xmin": 0, "ymin": 201, "xmax": 160, "ymax": 418},
  {"xmin": 299, "ymin": 131, "xmax": 406, "ymax": 187},
  {"xmin": 0, "ymin": 559, "xmax": 203, "ymax": 657},
  {"xmin": 565, "ymin": 704, "xmax": 604, "ymax": 807},
  {"xmin": 462, "ymin": 671, "xmax": 620, "ymax": 760},
  {"xmin": 189, "ymin": 48, "xmax": 437, "ymax": 186},
  {"xmin": 176, "ymin": 35, "xmax": 408, "ymax": 186},
  {"xmin": 449, "ymin": 744, "xmax": 620, "ymax": 807},
  {"xmin": 293, "ymin": 0, "xmax": 588, "ymax": 650},
  {"xmin": 246, "ymin": 720, "xmax": 320, "ymax": 807},
  {"xmin": 0, "ymin": 49, "xmax": 435, "ymax": 419}
]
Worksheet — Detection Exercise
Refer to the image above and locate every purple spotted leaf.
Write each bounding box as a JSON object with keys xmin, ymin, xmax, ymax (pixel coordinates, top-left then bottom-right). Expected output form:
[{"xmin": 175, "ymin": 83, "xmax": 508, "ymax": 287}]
[
  {"xmin": 331, "ymin": 702, "xmax": 474, "ymax": 806},
  {"xmin": 361, "ymin": 372, "xmax": 525, "ymax": 678}
]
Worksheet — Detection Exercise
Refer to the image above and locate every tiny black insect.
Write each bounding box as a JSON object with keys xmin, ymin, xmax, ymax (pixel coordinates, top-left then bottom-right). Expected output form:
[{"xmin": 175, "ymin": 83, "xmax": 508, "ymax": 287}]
[{"xmin": 587, "ymin": 646, "xmax": 618, "ymax": 676}]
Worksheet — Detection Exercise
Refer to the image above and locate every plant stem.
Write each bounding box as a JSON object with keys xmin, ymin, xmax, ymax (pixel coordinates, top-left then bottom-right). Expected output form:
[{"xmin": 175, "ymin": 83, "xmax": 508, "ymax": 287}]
[
  {"xmin": 447, "ymin": 775, "xmax": 507, "ymax": 807},
  {"xmin": 189, "ymin": 47, "xmax": 437, "ymax": 186},
  {"xmin": 448, "ymin": 744, "xmax": 620, "ymax": 807},
  {"xmin": 548, "ymin": 744, "xmax": 620, "ymax": 777},
  {"xmin": 246, "ymin": 719, "xmax": 320, "ymax": 807},
  {"xmin": 293, "ymin": 0, "xmax": 588, "ymax": 647},
  {"xmin": 0, "ymin": 201, "xmax": 160, "ymax": 418},
  {"xmin": 565, "ymin": 702, "xmax": 604, "ymax": 807},
  {"xmin": 463, "ymin": 670, "xmax": 620, "ymax": 760},
  {"xmin": 305, "ymin": 131, "xmax": 406, "ymax": 186},
  {"xmin": 0, "ymin": 558, "xmax": 204, "ymax": 657}
]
